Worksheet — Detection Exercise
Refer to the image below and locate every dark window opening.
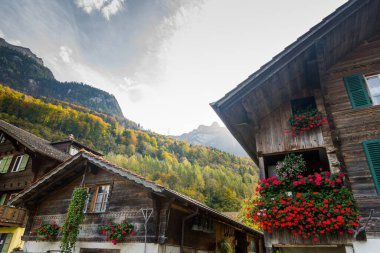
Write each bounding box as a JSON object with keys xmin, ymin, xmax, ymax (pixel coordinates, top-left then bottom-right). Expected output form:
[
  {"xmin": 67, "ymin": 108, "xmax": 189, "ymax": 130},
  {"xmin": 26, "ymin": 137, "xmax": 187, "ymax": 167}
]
[
  {"xmin": 263, "ymin": 149, "xmax": 329, "ymax": 178},
  {"xmin": 291, "ymin": 96, "xmax": 317, "ymax": 114}
]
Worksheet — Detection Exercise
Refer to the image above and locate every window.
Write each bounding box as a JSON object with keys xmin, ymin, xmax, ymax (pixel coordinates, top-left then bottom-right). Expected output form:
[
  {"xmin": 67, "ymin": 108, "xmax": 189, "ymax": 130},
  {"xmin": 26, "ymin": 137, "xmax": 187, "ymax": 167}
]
[
  {"xmin": 343, "ymin": 74, "xmax": 380, "ymax": 109},
  {"xmin": 264, "ymin": 149, "xmax": 330, "ymax": 178},
  {"xmin": 69, "ymin": 146, "xmax": 79, "ymax": 155},
  {"xmin": 291, "ymin": 96, "xmax": 317, "ymax": 114},
  {"xmin": 86, "ymin": 185, "xmax": 110, "ymax": 213},
  {"xmin": 0, "ymin": 156, "xmax": 13, "ymax": 173},
  {"xmin": 363, "ymin": 139, "xmax": 380, "ymax": 194},
  {"xmin": 11, "ymin": 154, "xmax": 29, "ymax": 172},
  {"xmin": 365, "ymin": 75, "xmax": 380, "ymax": 105},
  {"xmin": 0, "ymin": 134, "xmax": 6, "ymax": 144},
  {"xmin": 267, "ymin": 165, "xmax": 277, "ymax": 178}
]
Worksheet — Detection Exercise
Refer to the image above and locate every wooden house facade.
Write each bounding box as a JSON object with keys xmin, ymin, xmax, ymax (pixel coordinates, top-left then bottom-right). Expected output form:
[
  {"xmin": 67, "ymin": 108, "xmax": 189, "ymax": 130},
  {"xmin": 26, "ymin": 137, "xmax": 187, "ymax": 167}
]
[
  {"xmin": 0, "ymin": 120, "xmax": 103, "ymax": 253},
  {"xmin": 10, "ymin": 151, "xmax": 264, "ymax": 253},
  {"xmin": 211, "ymin": 0, "xmax": 380, "ymax": 253},
  {"xmin": 0, "ymin": 120, "xmax": 71, "ymax": 253}
]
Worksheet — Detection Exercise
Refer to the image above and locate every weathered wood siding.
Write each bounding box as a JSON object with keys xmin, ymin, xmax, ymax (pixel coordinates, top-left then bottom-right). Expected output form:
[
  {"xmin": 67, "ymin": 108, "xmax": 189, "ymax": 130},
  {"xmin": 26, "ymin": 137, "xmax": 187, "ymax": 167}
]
[
  {"xmin": 323, "ymin": 32, "xmax": 380, "ymax": 237},
  {"xmin": 28, "ymin": 169, "xmax": 159, "ymax": 243},
  {"xmin": 0, "ymin": 140, "xmax": 58, "ymax": 194},
  {"xmin": 255, "ymin": 97, "xmax": 325, "ymax": 155}
]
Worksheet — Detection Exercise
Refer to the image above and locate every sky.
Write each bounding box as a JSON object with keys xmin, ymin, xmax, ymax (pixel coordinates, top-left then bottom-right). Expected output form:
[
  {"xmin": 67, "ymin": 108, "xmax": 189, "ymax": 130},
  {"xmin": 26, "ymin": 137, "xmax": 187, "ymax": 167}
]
[{"xmin": 0, "ymin": 0, "xmax": 347, "ymax": 135}]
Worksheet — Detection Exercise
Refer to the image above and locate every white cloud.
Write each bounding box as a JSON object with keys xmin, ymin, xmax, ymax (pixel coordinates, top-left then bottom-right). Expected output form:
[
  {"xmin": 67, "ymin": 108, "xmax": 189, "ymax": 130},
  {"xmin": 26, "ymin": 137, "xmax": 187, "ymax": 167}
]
[
  {"xmin": 75, "ymin": 0, "xmax": 124, "ymax": 20},
  {"xmin": 101, "ymin": 0, "xmax": 124, "ymax": 20},
  {"xmin": 58, "ymin": 46, "xmax": 73, "ymax": 63}
]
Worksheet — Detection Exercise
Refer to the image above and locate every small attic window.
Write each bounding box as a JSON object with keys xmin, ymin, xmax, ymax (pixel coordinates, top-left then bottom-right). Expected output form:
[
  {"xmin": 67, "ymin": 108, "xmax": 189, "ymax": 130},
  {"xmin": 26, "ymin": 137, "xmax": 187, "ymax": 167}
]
[
  {"xmin": 0, "ymin": 133, "xmax": 6, "ymax": 144},
  {"xmin": 69, "ymin": 145, "xmax": 79, "ymax": 156},
  {"xmin": 291, "ymin": 96, "xmax": 317, "ymax": 114}
]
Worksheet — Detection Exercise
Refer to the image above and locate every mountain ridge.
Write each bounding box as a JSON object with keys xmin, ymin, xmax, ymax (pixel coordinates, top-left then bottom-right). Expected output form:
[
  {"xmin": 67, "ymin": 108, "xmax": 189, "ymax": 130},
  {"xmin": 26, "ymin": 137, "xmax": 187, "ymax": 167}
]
[
  {"xmin": 0, "ymin": 38, "xmax": 123, "ymax": 117},
  {"xmin": 174, "ymin": 122, "xmax": 248, "ymax": 157},
  {"xmin": 0, "ymin": 38, "xmax": 44, "ymax": 65}
]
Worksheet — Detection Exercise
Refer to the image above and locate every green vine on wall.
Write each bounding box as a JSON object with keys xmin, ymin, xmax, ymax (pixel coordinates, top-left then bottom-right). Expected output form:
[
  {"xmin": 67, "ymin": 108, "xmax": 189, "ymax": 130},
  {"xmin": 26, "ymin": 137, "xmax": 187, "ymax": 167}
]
[
  {"xmin": 60, "ymin": 187, "xmax": 88, "ymax": 252},
  {"xmin": 219, "ymin": 238, "xmax": 232, "ymax": 253}
]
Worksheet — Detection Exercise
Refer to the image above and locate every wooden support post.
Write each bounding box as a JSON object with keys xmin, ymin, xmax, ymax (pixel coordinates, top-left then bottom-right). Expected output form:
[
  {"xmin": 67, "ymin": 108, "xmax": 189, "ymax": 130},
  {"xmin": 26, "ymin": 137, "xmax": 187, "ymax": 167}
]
[{"xmin": 258, "ymin": 156, "xmax": 265, "ymax": 179}]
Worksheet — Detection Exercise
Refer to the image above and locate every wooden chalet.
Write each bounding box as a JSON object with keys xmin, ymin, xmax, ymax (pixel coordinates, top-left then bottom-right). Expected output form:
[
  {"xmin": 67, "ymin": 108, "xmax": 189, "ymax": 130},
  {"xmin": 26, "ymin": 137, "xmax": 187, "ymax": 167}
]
[
  {"xmin": 211, "ymin": 0, "xmax": 380, "ymax": 253},
  {"xmin": 10, "ymin": 150, "xmax": 264, "ymax": 253},
  {"xmin": 0, "ymin": 119, "xmax": 102, "ymax": 252}
]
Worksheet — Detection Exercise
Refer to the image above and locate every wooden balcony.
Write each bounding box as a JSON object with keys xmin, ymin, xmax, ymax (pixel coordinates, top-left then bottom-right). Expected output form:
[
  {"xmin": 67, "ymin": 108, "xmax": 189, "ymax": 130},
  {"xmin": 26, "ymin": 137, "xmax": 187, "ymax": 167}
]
[
  {"xmin": 0, "ymin": 205, "xmax": 28, "ymax": 227},
  {"xmin": 265, "ymin": 230, "xmax": 352, "ymax": 247}
]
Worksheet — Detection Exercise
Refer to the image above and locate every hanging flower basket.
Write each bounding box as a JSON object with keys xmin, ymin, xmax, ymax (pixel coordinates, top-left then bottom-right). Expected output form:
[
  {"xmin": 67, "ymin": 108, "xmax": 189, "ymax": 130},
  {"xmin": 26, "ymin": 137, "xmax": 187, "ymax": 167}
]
[{"xmin": 286, "ymin": 108, "xmax": 327, "ymax": 137}]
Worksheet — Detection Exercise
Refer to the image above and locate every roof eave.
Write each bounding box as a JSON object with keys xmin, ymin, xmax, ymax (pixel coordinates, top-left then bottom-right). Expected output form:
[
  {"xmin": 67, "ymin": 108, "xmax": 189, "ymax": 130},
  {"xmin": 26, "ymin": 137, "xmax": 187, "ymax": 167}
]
[{"xmin": 212, "ymin": 0, "xmax": 365, "ymax": 111}]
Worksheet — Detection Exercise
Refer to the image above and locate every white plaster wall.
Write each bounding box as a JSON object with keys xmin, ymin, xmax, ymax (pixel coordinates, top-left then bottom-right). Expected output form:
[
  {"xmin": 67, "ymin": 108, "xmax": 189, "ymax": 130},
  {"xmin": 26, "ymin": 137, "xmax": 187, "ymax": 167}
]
[
  {"xmin": 353, "ymin": 239, "xmax": 380, "ymax": 253},
  {"xmin": 162, "ymin": 245, "xmax": 180, "ymax": 253},
  {"xmin": 24, "ymin": 241, "xmax": 159, "ymax": 253}
]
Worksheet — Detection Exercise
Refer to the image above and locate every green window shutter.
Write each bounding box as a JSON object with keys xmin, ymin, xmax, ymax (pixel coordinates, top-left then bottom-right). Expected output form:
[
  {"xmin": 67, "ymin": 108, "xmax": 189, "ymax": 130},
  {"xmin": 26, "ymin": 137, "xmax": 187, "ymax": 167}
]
[
  {"xmin": 344, "ymin": 74, "xmax": 372, "ymax": 109},
  {"xmin": 1, "ymin": 233, "xmax": 13, "ymax": 253},
  {"xmin": 0, "ymin": 194, "xmax": 6, "ymax": 205},
  {"xmin": 363, "ymin": 139, "xmax": 380, "ymax": 194},
  {"xmin": 18, "ymin": 154, "xmax": 29, "ymax": 171},
  {"xmin": 0, "ymin": 156, "xmax": 12, "ymax": 173}
]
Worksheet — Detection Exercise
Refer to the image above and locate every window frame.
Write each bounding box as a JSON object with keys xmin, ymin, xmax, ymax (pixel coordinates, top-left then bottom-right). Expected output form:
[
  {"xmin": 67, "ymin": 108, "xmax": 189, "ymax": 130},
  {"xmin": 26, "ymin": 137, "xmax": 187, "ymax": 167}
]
[
  {"xmin": 10, "ymin": 154, "xmax": 29, "ymax": 173},
  {"xmin": 364, "ymin": 74, "xmax": 380, "ymax": 106},
  {"xmin": 69, "ymin": 145, "xmax": 79, "ymax": 156},
  {"xmin": 86, "ymin": 184, "xmax": 111, "ymax": 213},
  {"xmin": 290, "ymin": 96, "xmax": 317, "ymax": 115}
]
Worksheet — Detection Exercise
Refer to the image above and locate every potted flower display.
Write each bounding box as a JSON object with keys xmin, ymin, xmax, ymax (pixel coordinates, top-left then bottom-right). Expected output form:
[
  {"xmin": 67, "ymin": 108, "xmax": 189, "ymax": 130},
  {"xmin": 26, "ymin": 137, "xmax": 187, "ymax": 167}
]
[
  {"xmin": 99, "ymin": 220, "xmax": 135, "ymax": 245},
  {"xmin": 247, "ymin": 154, "xmax": 360, "ymax": 242},
  {"xmin": 286, "ymin": 108, "xmax": 327, "ymax": 137}
]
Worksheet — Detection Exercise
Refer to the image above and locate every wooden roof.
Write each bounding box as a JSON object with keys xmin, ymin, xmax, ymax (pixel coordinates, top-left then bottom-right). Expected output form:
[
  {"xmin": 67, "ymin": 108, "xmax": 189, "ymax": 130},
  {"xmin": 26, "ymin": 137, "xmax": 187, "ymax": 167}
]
[
  {"xmin": 10, "ymin": 150, "xmax": 263, "ymax": 237},
  {"xmin": 211, "ymin": 0, "xmax": 380, "ymax": 163},
  {"xmin": 51, "ymin": 139, "xmax": 103, "ymax": 156},
  {"xmin": 0, "ymin": 120, "xmax": 70, "ymax": 162}
]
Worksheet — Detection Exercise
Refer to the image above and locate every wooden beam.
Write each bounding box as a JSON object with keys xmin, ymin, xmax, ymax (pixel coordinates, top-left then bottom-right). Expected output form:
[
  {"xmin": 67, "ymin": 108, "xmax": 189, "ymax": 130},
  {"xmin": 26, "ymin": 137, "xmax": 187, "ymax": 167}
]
[
  {"xmin": 258, "ymin": 157, "xmax": 265, "ymax": 179},
  {"xmin": 273, "ymin": 244, "xmax": 339, "ymax": 248}
]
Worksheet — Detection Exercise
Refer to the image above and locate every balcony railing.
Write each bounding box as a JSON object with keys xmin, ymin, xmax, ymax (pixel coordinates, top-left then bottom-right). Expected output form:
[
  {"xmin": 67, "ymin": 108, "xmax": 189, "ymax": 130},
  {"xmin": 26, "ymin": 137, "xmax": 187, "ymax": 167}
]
[{"xmin": 0, "ymin": 205, "xmax": 27, "ymax": 227}]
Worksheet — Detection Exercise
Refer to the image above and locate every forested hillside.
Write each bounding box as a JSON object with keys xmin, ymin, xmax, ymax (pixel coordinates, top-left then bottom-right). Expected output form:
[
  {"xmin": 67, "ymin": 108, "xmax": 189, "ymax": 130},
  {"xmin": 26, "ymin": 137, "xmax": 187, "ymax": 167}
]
[
  {"xmin": 0, "ymin": 85, "xmax": 258, "ymax": 211},
  {"xmin": 0, "ymin": 40, "xmax": 123, "ymax": 117}
]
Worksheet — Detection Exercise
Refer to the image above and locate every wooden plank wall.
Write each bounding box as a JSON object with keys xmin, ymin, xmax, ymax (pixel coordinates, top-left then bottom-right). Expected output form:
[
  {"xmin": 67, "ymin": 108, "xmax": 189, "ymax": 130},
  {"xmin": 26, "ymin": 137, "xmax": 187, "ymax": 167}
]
[
  {"xmin": 0, "ymin": 142, "xmax": 57, "ymax": 192},
  {"xmin": 324, "ymin": 32, "xmax": 380, "ymax": 238},
  {"xmin": 255, "ymin": 100, "xmax": 325, "ymax": 155},
  {"xmin": 29, "ymin": 169, "xmax": 159, "ymax": 243}
]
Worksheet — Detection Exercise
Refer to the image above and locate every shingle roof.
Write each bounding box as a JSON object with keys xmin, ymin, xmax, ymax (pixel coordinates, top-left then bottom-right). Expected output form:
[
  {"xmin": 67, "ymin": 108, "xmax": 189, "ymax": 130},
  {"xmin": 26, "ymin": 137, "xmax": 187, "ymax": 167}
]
[
  {"xmin": 0, "ymin": 120, "xmax": 70, "ymax": 162},
  {"xmin": 10, "ymin": 150, "xmax": 262, "ymax": 237},
  {"xmin": 51, "ymin": 139, "xmax": 103, "ymax": 156}
]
